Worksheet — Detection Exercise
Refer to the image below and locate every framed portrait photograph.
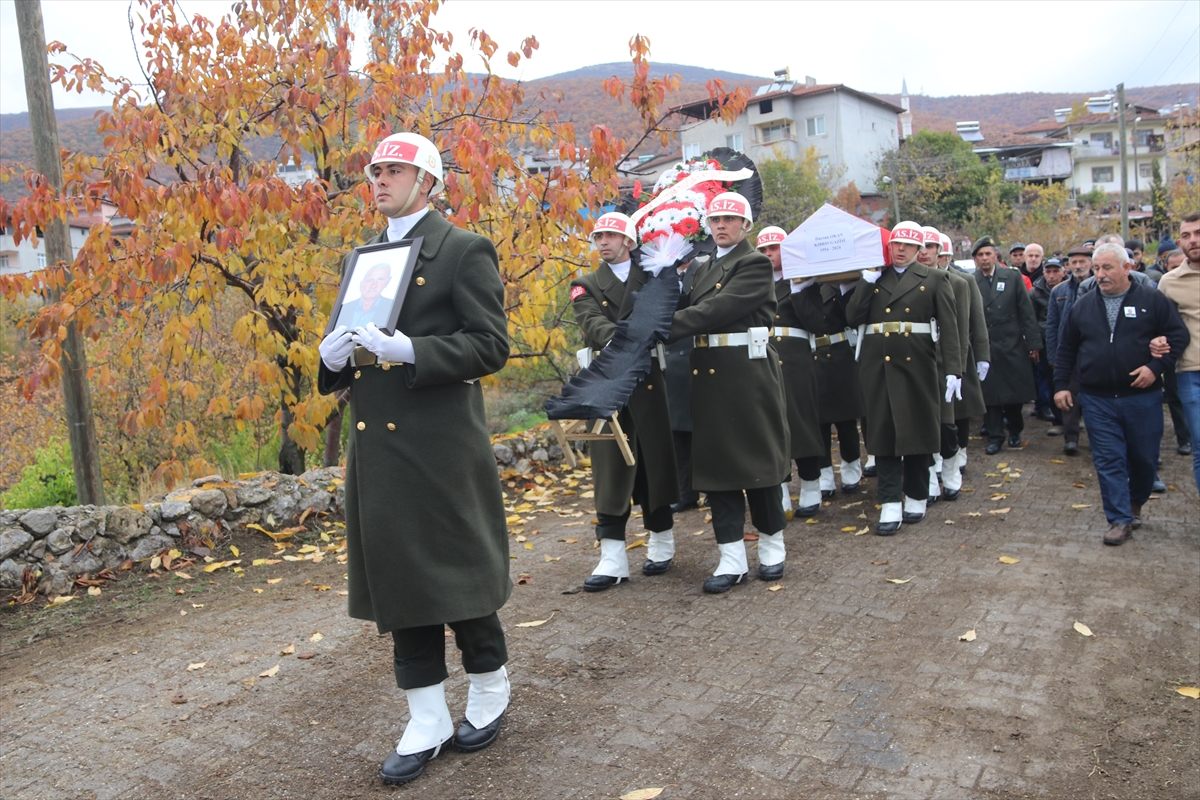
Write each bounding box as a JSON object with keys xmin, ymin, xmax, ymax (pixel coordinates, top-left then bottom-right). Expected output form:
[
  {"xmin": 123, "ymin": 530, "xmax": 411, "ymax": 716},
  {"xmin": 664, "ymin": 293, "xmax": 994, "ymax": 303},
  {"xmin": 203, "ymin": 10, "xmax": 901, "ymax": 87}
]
[{"xmin": 326, "ymin": 236, "xmax": 424, "ymax": 336}]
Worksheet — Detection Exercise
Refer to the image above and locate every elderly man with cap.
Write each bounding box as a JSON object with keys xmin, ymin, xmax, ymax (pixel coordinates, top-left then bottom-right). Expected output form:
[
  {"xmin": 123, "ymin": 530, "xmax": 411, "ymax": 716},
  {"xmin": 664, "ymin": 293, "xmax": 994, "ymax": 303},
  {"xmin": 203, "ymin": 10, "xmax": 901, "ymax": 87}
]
[
  {"xmin": 1008, "ymin": 243, "xmax": 1029, "ymax": 283},
  {"xmin": 569, "ymin": 212, "xmax": 680, "ymax": 591},
  {"xmin": 971, "ymin": 235, "xmax": 1042, "ymax": 455},
  {"xmin": 1046, "ymin": 244, "xmax": 1094, "ymax": 450},
  {"xmin": 668, "ymin": 192, "xmax": 791, "ymax": 590},
  {"xmin": 318, "ymin": 132, "xmax": 512, "ymax": 785},
  {"xmin": 758, "ymin": 225, "xmax": 826, "ymax": 518},
  {"xmin": 846, "ymin": 221, "xmax": 962, "ymax": 534}
]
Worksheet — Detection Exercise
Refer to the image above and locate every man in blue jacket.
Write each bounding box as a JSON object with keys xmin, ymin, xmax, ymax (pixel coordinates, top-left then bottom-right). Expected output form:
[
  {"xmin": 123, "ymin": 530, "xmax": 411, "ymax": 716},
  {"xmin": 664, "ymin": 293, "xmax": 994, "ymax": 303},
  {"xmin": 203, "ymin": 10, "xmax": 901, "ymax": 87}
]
[
  {"xmin": 1054, "ymin": 243, "xmax": 1190, "ymax": 545},
  {"xmin": 1046, "ymin": 245, "xmax": 1092, "ymax": 451}
]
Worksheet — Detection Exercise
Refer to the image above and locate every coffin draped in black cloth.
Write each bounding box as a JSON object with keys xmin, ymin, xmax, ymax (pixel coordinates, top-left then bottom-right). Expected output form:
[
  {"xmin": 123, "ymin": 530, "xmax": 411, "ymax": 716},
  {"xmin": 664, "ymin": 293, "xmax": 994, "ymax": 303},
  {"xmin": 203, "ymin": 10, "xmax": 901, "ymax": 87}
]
[{"xmin": 543, "ymin": 266, "xmax": 679, "ymax": 421}]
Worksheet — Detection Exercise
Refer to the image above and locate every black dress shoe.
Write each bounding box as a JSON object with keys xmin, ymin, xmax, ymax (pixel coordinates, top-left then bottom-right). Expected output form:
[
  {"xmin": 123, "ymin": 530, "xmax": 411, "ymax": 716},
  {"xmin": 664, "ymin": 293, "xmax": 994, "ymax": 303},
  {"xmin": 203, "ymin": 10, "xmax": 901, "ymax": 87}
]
[
  {"xmin": 1008, "ymin": 434, "xmax": 1023, "ymax": 448},
  {"xmin": 583, "ymin": 575, "xmax": 625, "ymax": 592},
  {"xmin": 1063, "ymin": 440, "xmax": 1079, "ymax": 455},
  {"xmin": 876, "ymin": 520, "xmax": 901, "ymax": 536},
  {"xmin": 758, "ymin": 562, "xmax": 784, "ymax": 581},
  {"xmin": 381, "ymin": 743, "xmax": 444, "ymax": 785},
  {"xmin": 642, "ymin": 558, "xmax": 672, "ymax": 576},
  {"xmin": 670, "ymin": 499, "xmax": 699, "ymax": 513},
  {"xmin": 702, "ymin": 573, "xmax": 746, "ymax": 593},
  {"xmin": 942, "ymin": 488, "xmax": 960, "ymax": 501},
  {"xmin": 796, "ymin": 504, "xmax": 820, "ymax": 518},
  {"xmin": 901, "ymin": 511, "xmax": 925, "ymax": 524},
  {"xmin": 454, "ymin": 714, "xmax": 503, "ymax": 752},
  {"xmin": 979, "ymin": 426, "xmax": 989, "ymax": 437},
  {"xmin": 1151, "ymin": 478, "xmax": 1167, "ymax": 493},
  {"xmin": 927, "ymin": 492, "xmax": 940, "ymax": 505},
  {"xmin": 821, "ymin": 489, "xmax": 835, "ymax": 499},
  {"xmin": 862, "ymin": 464, "xmax": 877, "ymax": 478},
  {"xmin": 1180, "ymin": 442, "xmax": 1194, "ymax": 456},
  {"xmin": 841, "ymin": 482, "xmax": 860, "ymax": 493},
  {"xmin": 985, "ymin": 441, "xmax": 1002, "ymax": 455}
]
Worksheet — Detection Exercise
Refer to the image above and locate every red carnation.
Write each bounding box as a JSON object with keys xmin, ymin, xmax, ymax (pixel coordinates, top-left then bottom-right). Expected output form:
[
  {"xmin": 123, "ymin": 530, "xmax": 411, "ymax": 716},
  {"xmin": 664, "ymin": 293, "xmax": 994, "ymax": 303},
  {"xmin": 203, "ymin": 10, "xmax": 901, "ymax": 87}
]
[
  {"xmin": 677, "ymin": 217, "xmax": 699, "ymax": 236},
  {"xmin": 633, "ymin": 180, "xmax": 643, "ymax": 199}
]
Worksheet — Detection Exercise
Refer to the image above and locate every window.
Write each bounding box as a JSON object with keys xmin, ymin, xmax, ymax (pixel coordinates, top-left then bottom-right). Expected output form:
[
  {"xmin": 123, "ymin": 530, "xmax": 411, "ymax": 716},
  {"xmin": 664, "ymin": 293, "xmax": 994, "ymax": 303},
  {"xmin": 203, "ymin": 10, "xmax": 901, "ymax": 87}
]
[
  {"xmin": 0, "ymin": 254, "xmax": 8, "ymax": 270},
  {"xmin": 725, "ymin": 133, "xmax": 743, "ymax": 151},
  {"xmin": 1090, "ymin": 132, "xmax": 1112, "ymax": 149},
  {"xmin": 755, "ymin": 122, "xmax": 793, "ymax": 143},
  {"xmin": 806, "ymin": 116, "xmax": 826, "ymax": 137},
  {"xmin": 1139, "ymin": 163, "xmax": 1152, "ymax": 178},
  {"xmin": 683, "ymin": 142, "xmax": 701, "ymax": 160},
  {"xmin": 38, "ymin": 252, "xmax": 46, "ymax": 269},
  {"xmin": 1091, "ymin": 166, "xmax": 1114, "ymax": 183},
  {"xmin": 817, "ymin": 156, "xmax": 830, "ymax": 167},
  {"xmin": 759, "ymin": 99, "xmax": 773, "ymax": 114}
]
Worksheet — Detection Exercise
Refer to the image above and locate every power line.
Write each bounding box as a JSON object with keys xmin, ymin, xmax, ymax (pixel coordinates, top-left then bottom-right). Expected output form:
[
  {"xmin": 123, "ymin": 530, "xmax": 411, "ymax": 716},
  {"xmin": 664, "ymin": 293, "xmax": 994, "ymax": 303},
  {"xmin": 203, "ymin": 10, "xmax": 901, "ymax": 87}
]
[
  {"xmin": 1131, "ymin": 25, "xmax": 1200, "ymax": 109},
  {"xmin": 1126, "ymin": 0, "xmax": 1190, "ymax": 84}
]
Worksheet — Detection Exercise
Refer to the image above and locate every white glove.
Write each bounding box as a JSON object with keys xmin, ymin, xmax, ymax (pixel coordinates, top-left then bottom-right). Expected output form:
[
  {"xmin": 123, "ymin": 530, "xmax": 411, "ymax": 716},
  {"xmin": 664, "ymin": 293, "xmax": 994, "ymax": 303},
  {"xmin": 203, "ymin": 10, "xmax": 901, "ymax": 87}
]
[
  {"xmin": 976, "ymin": 361, "xmax": 990, "ymax": 382},
  {"xmin": 860, "ymin": 269, "xmax": 881, "ymax": 284},
  {"xmin": 319, "ymin": 326, "xmax": 356, "ymax": 371},
  {"xmin": 945, "ymin": 375, "xmax": 963, "ymax": 403},
  {"xmin": 789, "ymin": 278, "xmax": 815, "ymax": 294},
  {"xmin": 352, "ymin": 323, "xmax": 415, "ymax": 363},
  {"xmin": 839, "ymin": 280, "xmax": 859, "ymax": 295}
]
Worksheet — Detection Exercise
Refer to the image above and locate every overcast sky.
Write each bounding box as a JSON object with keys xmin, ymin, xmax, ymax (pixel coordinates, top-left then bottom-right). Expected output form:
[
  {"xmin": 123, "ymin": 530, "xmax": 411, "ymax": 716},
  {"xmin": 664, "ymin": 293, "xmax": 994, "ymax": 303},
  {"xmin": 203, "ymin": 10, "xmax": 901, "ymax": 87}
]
[{"xmin": 2, "ymin": 0, "xmax": 1198, "ymax": 115}]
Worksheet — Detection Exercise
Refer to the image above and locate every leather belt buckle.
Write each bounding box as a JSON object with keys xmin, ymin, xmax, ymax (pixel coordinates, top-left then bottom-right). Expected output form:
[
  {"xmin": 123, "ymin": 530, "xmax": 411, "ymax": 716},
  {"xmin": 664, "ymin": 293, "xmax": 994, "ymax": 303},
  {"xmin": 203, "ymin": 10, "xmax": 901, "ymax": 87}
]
[
  {"xmin": 814, "ymin": 334, "xmax": 832, "ymax": 348},
  {"xmin": 353, "ymin": 346, "xmax": 378, "ymax": 367}
]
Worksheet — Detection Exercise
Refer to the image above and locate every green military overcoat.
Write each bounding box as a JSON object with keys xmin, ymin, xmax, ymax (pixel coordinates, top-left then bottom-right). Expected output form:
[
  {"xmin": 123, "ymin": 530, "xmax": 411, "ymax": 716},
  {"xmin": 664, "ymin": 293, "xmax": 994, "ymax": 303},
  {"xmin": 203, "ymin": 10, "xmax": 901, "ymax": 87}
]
[
  {"xmin": 797, "ymin": 282, "xmax": 864, "ymax": 423},
  {"xmin": 668, "ymin": 238, "xmax": 790, "ymax": 491},
  {"xmin": 569, "ymin": 259, "xmax": 679, "ymax": 517},
  {"xmin": 774, "ymin": 280, "xmax": 824, "ymax": 460},
  {"xmin": 318, "ymin": 211, "xmax": 511, "ymax": 633},
  {"xmin": 935, "ymin": 267, "xmax": 976, "ymax": 424},
  {"xmin": 846, "ymin": 263, "xmax": 962, "ymax": 457},
  {"xmin": 974, "ymin": 266, "xmax": 1042, "ymax": 406}
]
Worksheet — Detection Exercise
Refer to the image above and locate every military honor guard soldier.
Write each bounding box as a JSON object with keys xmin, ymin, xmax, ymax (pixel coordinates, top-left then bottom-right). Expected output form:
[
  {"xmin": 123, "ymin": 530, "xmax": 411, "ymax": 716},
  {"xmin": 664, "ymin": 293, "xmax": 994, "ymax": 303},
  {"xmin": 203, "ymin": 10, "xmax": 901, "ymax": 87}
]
[
  {"xmin": 569, "ymin": 212, "xmax": 680, "ymax": 591},
  {"xmin": 846, "ymin": 221, "xmax": 962, "ymax": 534},
  {"xmin": 668, "ymin": 193, "xmax": 791, "ymax": 591},
  {"xmin": 757, "ymin": 226, "xmax": 827, "ymax": 518},
  {"xmin": 938, "ymin": 232, "xmax": 990, "ymax": 480},
  {"xmin": 317, "ymin": 133, "xmax": 513, "ymax": 785}
]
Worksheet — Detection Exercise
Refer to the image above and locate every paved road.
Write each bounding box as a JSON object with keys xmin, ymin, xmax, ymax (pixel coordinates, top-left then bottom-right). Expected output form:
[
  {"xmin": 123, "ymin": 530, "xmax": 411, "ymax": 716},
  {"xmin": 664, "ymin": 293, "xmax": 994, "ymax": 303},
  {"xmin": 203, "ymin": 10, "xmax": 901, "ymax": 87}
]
[{"xmin": 1, "ymin": 416, "xmax": 1197, "ymax": 799}]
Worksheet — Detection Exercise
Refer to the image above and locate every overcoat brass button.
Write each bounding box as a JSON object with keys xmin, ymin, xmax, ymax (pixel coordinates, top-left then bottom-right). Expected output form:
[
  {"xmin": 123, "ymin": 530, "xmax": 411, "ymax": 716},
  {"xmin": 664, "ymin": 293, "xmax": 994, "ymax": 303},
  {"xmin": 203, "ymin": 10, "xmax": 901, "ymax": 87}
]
[
  {"xmin": 920, "ymin": 285, "xmax": 926, "ymax": 291},
  {"xmin": 906, "ymin": 357, "xmax": 912, "ymax": 361},
  {"xmin": 885, "ymin": 307, "xmax": 891, "ymax": 313},
  {"xmin": 905, "ymin": 307, "xmax": 910, "ymax": 312},
  {"xmin": 354, "ymin": 370, "xmax": 362, "ymax": 379},
  {"xmin": 884, "ymin": 331, "xmax": 890, "ymax": 337},
  {"xmin": 601, "ymin": 300, "xmax": 608, "ymax": 306},
  {"xmin": 382, "ymin": 363, "xmax": 391, "ymax": 370},
  {"xmin": 357, "ymin": 421, "xmax": 366, "ymax": 430},
  {"xmin": 776, "ymin": 336, "xmax": 782, "ymax": 342},
  {"xmin": 715, "ymin": 282, "xmax": 722, "ymax": 289},
  {"xmin": 874, "ymin": 288, "xmax": 879, "ymax": 294},
  {"xmin": 904, "ymin": 332, "xmax": 910, "ymax": 337},
  {"xmin": 387, "ymin": 422, "xmax": 396, "ymax": 430},
  {"xmin": 776, "ymin": 314, "xmax": 781, "ymax": 319},
  {"xmin": 646, "ymin": 384, "xmax": 653, "ymax": 390},
  {"xmin": 415, "ymin": 276, "xmax": 425, "ymax": 286},
  {"xmin": 708, "ymin": 368, "xmax": 715, "ymax": 374},
  {"xmin": 885, "ymin": 356, "xmax": 891, "ymax": 361},
  {"xmin": 826, "ymin": 353, "xmax": 832, "ymax": 358},
  {"xmin": 692, "ymin": 369, "xmax": 698, "ymax": 375}
]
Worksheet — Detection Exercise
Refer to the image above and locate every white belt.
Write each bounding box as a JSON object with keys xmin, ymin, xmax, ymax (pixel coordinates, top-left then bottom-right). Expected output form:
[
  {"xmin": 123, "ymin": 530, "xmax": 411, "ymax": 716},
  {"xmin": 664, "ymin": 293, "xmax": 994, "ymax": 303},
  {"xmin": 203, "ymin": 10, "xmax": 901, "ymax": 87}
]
[
  {"xmin": 775, "ymin": 327, "xmax": 813, "ymax": 339},
  {"xmin": 862, "ymin": 321, "xmax": 934, "ymax": 336},
  {"xmin": 813, "ymin": 331, "xmax": 850, "ymax": 348},
  {"xmin": 694, "ymin": 332, "xmax": 752, "ymax": 347}
]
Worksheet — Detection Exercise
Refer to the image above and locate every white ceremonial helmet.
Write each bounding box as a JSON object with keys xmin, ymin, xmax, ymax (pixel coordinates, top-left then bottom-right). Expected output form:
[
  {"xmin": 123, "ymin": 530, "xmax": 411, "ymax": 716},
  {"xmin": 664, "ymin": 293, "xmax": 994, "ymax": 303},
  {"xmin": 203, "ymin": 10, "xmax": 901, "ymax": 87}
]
[
  {"xmin": 756, "ymin": 226, "xmax": 787, "ymax": 249},
  {"xmin": 708, "ymin": 192, "xmax": 754, "ymax": 226},
  {"xmin": 890, "ymin": 220, "xmax": 926, "ymax": 248},
  {"xmin": 590, "ymin": 212, "xmax": 636, "ymax": 243},
  {"xmin": 921, "ymin": 226, "xmax": 942, "ymax": 247},
  {"xmin": 365, "ymin": 132, "xmax": 445, "ymax": 196},
  {"xmin": 939, "ymin": 232, "xmax": 954, "ymax": 256}
]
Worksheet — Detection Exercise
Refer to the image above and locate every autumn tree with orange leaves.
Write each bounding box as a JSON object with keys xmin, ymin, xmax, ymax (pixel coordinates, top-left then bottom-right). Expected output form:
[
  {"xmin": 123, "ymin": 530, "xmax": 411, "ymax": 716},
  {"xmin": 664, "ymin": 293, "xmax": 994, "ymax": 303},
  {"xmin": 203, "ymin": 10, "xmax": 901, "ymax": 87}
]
[{"xmin": 0, "ymin": 0, "xmax": 748, "ymax": 487}]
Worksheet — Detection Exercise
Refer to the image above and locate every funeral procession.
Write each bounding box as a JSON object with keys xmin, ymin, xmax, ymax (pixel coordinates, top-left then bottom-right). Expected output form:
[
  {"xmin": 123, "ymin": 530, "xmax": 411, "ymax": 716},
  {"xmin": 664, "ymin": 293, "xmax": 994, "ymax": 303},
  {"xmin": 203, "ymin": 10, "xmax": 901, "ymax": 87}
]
[{"xmin": 2, "ymin": 0, "xmax": 1198, "ymax": 797}]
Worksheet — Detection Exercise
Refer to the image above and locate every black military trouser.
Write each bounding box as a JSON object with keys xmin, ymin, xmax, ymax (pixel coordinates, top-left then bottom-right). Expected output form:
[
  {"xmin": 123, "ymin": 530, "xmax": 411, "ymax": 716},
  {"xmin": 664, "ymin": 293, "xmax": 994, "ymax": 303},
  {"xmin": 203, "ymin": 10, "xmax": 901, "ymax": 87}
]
[
  {"xmin": 596, "ymin": 439, "xmax": 673, "ymax": 540},
  {"xmin": 985, "ymin": 404, "xmax": 1024, "ymax": 444},
  {"xmin": 672, "ymin": 430, "xmax": 700, "ymax": 503},
  {"xmin": 875, "ymin": 454, "xmax": 932, "ymax": 504},
  {"xmin": 819, "ymin": 420, "xmax": 862, "ymax": 467},
  {"xmin": 708, "ymin": 486, "xmax": 786, "ymax": 544},
  {"xmin": 955, "ymin": 418, "xmax": 971, "ymax": 450},
  {"xmin": 1063, "ymin": 373, "xmax": 1082, "ymax": 445},
  {"xmin": 788, "ymin": 456, "xmax": 821, "ymax": 482},
  {"xmin": 392, "ymin": 612, "xmax": 507, "ymax": 689},
  {"xmin": 940, "ymin": 423, "xmax": 960, "ymax": 459}
]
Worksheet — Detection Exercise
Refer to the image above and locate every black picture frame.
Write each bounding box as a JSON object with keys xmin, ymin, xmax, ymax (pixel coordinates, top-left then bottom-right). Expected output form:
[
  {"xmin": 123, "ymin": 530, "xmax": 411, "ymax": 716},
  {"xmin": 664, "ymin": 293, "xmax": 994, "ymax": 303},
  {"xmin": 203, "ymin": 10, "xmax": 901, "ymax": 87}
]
[{"xmin": 325, "ymin": 236, "xmax": 423, "ymax": 337}]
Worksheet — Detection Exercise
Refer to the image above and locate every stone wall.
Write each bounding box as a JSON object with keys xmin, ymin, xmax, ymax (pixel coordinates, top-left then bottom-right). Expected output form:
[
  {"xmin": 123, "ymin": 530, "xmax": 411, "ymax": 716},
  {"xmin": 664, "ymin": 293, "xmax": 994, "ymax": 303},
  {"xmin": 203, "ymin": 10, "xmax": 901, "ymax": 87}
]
[{"xmin": 0, "ymin": 428, "xmax": 573, "ymax": 596}]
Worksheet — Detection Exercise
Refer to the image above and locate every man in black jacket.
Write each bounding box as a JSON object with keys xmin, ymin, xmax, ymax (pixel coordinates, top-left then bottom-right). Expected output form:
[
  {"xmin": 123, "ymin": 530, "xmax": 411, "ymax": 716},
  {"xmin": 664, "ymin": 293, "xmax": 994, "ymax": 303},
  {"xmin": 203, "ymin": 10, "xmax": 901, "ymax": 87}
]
[{"xmin": 1054, "ymin": 243, "xmax": 1190, "ymax": 545}]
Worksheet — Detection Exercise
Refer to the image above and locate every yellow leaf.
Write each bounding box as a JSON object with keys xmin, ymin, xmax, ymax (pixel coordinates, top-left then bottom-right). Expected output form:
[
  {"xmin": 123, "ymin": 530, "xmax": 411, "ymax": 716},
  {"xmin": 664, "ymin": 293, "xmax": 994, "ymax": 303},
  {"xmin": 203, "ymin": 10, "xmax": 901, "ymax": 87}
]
[
  {"xmin": 841, "ymin": 526, "xmax": 857, "ymax": 532},
  {"xmin": 46, "ymin": 595, "xmax": 75, "ymax": 607},
  {"xmin": 283, "ymin": 555, "xmax": 303, "ymax": 562},
  {"xmin": 280, "ymin": 644, "xmax": 296, "ymax": 655},
  {"xmin": 997, "ymin": 462, "xmax": 1008, "ymax": 468},
  {"xmin": 150, "ymin": 555, "xmax": 162, "ymax": 570},
  {"xmin": 886, "ymin": 578, "xmax": 911, "ymax": 584},
  {"xmin": 314, "ymin": 585, "xmax": 331, "ymax": 591},
  {"xmin": 309, "ymin": 633, "xmax": 323, "ymax": 642},
  {"xmin": 1071, "ymin": 504, "xmax": 1091, "ymax": 509},
  {"xmin": 767, "ymin": 584, "xmax": 783, "ymax": 592},
  {"xmin": 625, "ymin": 540, "xmax": 646, "ymax": 550},
  {"xmin": 563, "ymin": 537, "xmax": 579, "ymax": 544},
  {"xmin": 253, "ymin": 588, "xmax": 264, "ymax": 594},
  {"xmin": 252, "ymin": 558, "xmax": 281, "ymax": 566},
  {"xmin": 297, "ymin": 545, "xmax": 318, "ymax": 554},
  {"xmin": 175, "ymin": 572, "xmax": 193, "ymax": 580},
  {"xmin": 805, "ymin": 518, "xmax": 818, "ymax": 525},
  {"xmin": 959, "ymin": 629, "xmax": 977, "ymax": 642},
  {"xmin": 515, "ymin": 535, "xmax": 527, "ymax": 542},
  {"xmin": 964, "ymin": 512, "xmax": 982, "ymax": 517},
  {"xmin": 543, "ymin": 555, "xmax": 560, "ymax": 562},
  {"xmin": 259, "ymin": 664, "xmax": 280, "ymax": 678},
  {"xmin": 191, "ymin": 603, "xmax": 204, "ymax": 609},
  {"xmin": 524, "ymin": 542, "xmax": 533, "ymax": 550},
  {"xmin": 620, "ymin": 790, "xmax": 665, "ymax": 800},
  {"xmin": 230, "ymin": 545, "xmax": 240, "ymax": 557},
  {"xmin": 1176, "ymin": 687, "xmax": 1200, "ymax": 699},
  {"xmin": 989, "ymin": 508, "xmax": 1011, "ymax": 514},
  {"xmin": 516, "ymin": 613, "xmax": 555, "ymax": 628},
  {"xmin": 87, "ymin": 586, "xmax": 102, "ymax": 596},
  {"xmin": 266, "ymin": 578, "xmax": 282, "ymax": 584},
  {"xmin": 187, "ymin": 662, "xmax": 206, "ymax": 671},
  {"xmin": 944, "ymin": 520, "xmax": 955, "ymax": 525},
  {"xmin": 203, "ymin": 559, "xmax": 240, "ymax": 573},
  {"xmin": 854, "ymin": 527, "xmax": 869, "ymax": 535},
  {"xmin": 1074, "ymin": 621, "xmax": 1093, "ymax": 637},
  {"xmin": 998, "ymin": 556, "xmax": 1020, "ymax": 564},
  {"xmin": 1049, "ymin": 459, "xmax": 1065, "ymax": 464}
]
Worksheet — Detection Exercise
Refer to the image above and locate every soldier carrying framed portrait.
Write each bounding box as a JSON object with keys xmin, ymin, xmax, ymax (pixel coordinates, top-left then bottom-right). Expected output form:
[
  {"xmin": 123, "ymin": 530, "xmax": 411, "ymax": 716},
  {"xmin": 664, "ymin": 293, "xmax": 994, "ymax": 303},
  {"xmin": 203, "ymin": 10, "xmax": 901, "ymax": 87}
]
[{"xmin": 326, "ymin": 236, "xmax": 424, "ymax": 336}]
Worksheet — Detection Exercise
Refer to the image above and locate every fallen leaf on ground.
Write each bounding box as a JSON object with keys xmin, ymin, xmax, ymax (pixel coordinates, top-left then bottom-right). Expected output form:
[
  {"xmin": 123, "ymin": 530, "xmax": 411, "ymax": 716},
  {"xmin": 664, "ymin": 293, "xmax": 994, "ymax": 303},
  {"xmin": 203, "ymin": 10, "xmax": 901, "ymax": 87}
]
[
  {"xmin": 543, "ymin": 555, "xmax": 560, "ymax": 562},
  {"xmin": 996, "ymin": 462, "xmax": 1008, "ymax": 468},
  {"xmin": 998, "ymin": 556, "xmax": 1020, "ymax": 564},
  {"xmin": 191, "ymin": 603, "xmax": 204, "ymax": 609},
  {"xmin": 625, "ymin": 540, "xmax": 646, "ymax": 550},
  {"xmin": 620, "ymin": 789, "xmax": 665, "ymax": 800},
  {"xmin": 259, "ymin": 664, "xmax": 280, "ymax": 678},
  {"xmin": 964, "ymin": 512, "xmax": 982, "ymax": 517},
  {"xmin": 871, "ymin": 560, "xmax": 889, "ymax": 565},
  {"xmin": 944, "ymin": 520, "xmax": 955, "ymax": 525},
  {"xmin": 515, "ymin": 535, "xmax": 527, "ymax": 542},
  {"xmin": 516, "ymin": 612, "xmax": 556, "ymax": 628},
  {"xmin": 230, "ymin": 545, "xmax": 240, "ymax": 557},
  {"xmin": 959, "ymin": 629, "xmax": 977, "ymax": 642},
  {"xmin": 46, "ymin": 595, "xmax": 75, "ymax": 607},
  {"xmin": 297, "ymin": 653, "xmax": 317, "ymax": 660},
  {"xmin": 1073, "ymin": 483, "xmax": 1085, "ymax": 489},
  {"xmin": 990, "ymin": 508, "xmax": 1011, "ymax": 514},
  {"xmin": 842, "ymin": 501, "xmax": 863, "ymax": 508},
  {"xmin": 805, "ymin": 518, "xmax": 818, "ymax": 525},
  {"xmin": 187, "ymin": 662, "xmax": 206, "ymax": 671},
  {"xmin": 87, "ymin": 587, "xmax": 101, "ymax": 596},
  {"xmin": 281, "ymin": 644, "xmax": 296, "ymax": 655},
  {"xmin": 743, "ymin": 532, "xmax": 759, "ymax": 541},
  {"xmin": 1049, "ymin": 459, "xmax": 1065, "ymax": 464},
  {"xmin": 245, "ymin": 523, "xmax": 293, "ymax": 541},
  {"xmin": 516, "ymin": 575, "xmax": 533, "ymax": 585},
  {"xmin": 150, "ymin": 555, "xmax": 162, "ymax": 570},
  {"xmin": 175, "ymin": 572, "xmax": 193, "ymax": 580},
  {"xmin": 524, "ymin": 542, "xmax": 534, "ymax": 550},
  {"xmin": 854, "ymin": 526, "xmax": 869, "ymax": 535},
  {"xmin": 990, "ymin": 493, "xmax": 1009, "ymax": 500},
  {"xmin": 253, "ymin": 588, "xmax": 264, "ymax": 594},
  {"xmin": 309, "ymin": 633, "xmax": 324, "ymax": 642},
  {"xmin": 1074, "ymin": 621, "xmax": 1093, "ymax": 637},
  {"xmin": 266, "ymin": 578, "xmax": 282, "ymax": 584},
  {"xmin": 1071, "ymin": 504, "xmax": 1091, "ymax": 509},
  {"xmin": 1176, "ymin": 687, "xmax": 1200, "ymax": 699},
  {"xmin": 314, "ymin": 585, "xmax": 331, "ymax": 592},
  {"xmin": 251, "ymin": 558, "xmax": 281, "ymax": 566},
  {"xmin": 841, "ymin": 526, "xmax": 857, "ymax": 532},
  {"xmin": 693, "ymin": 530, "xmax": 705, "ymax": 536},
  {"xmin": 886, "ymin": 578, "xmax": 911, "ymax": 584},
  {"xmin": 767, "ymin": 584, "xmax": 783, "ymax": 592}
]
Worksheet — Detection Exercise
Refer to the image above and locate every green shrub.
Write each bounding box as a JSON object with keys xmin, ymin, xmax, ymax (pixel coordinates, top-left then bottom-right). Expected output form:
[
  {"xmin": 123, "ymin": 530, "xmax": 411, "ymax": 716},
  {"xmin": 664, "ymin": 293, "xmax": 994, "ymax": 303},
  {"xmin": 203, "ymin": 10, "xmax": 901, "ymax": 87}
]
[{"xmin": 1, "ymin": 438, "xmax": 77, "ymax": 510}]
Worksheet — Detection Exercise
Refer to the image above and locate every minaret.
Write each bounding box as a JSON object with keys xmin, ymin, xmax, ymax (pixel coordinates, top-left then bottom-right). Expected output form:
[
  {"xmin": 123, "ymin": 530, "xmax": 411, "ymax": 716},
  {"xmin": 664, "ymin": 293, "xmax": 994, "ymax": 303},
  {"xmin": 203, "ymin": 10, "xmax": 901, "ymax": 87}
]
[{"xmin": 899, "ymin": 78, "xmax": 913, "ymax": 140}]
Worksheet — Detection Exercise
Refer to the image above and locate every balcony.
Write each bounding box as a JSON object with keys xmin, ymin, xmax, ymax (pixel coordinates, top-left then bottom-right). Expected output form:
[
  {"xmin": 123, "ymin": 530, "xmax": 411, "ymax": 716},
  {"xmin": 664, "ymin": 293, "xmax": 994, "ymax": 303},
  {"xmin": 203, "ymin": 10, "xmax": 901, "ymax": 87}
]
[
  {"xmin": 1074, "ymin": 144, "xmax": 1119, "ymax": 159},
  {"xmin": 751, "ymin": 121, "xmax": 796, "ymax": 146}
]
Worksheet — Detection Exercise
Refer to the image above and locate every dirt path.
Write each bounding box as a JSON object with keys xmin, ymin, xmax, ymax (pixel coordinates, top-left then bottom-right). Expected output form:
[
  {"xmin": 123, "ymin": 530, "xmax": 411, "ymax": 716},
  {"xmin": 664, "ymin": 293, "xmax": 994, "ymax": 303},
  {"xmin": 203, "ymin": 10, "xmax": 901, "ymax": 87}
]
[{"xmin": 2, "ymin": 422, "xmax": 1198, "ymax": 799}]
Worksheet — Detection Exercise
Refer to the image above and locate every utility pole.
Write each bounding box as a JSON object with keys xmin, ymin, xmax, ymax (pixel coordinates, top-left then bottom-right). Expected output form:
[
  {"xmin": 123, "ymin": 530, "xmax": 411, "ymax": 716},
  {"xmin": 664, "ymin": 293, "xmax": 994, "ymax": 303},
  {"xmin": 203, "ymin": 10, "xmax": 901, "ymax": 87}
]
[
  {"xmin": 1117, "ymin": 83, "xmax": 1129, "ymax": 240},
  {"xmin": 16, "ymin": 0, "xmax": 105, "ymax": 505},
  {"xmin": 883, "ymin": 176, "xmax": 900, "ymax": 225}
]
